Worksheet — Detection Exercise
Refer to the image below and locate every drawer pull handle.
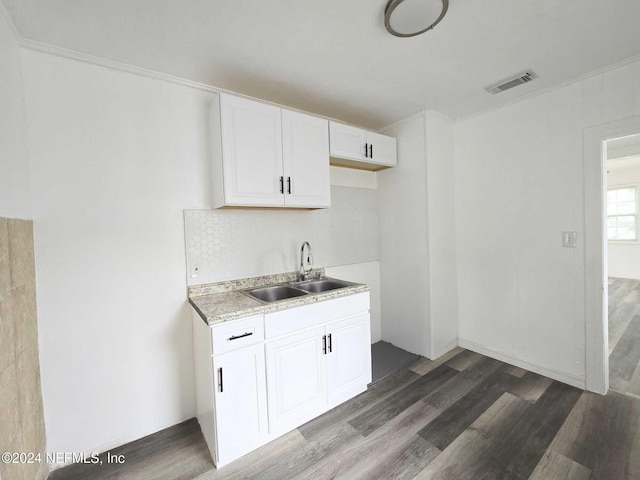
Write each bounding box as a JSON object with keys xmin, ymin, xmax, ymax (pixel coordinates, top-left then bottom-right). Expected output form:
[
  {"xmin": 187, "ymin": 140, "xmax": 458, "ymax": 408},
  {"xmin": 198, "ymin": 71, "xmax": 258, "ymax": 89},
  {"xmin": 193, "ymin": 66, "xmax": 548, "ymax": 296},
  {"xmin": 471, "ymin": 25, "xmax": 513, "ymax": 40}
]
[
  {"xmin": 364, "ymin": 143, "xmax": 369, "ymax": 158},
  {"xmin": 228, "ymin": 332, "xmax": 253, "ymax": 341}
]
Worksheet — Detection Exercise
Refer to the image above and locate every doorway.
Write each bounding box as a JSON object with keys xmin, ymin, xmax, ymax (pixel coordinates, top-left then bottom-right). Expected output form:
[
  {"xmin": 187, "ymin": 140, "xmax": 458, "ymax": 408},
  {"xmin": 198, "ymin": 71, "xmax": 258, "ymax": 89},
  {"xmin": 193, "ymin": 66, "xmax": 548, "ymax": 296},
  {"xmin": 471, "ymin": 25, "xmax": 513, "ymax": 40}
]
[
  {"xmin": 584, "ymin": 116, "xmax": 640, "ymax": 394},
  {"xmin": 606, "ymin": 133, "xmax": 640, "ymax": 397}
]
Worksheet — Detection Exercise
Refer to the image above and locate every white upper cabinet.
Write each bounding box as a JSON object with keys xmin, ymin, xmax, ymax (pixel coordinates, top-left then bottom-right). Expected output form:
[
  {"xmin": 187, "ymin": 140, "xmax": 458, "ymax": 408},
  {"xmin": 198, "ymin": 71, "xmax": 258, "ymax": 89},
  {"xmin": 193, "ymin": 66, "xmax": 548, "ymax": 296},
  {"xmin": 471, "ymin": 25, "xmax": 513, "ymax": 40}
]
[
  {"xmin": 211, "ymin": 93, "xmax": 330, "ymax": 209},
  {"xmin": 328, "ymin": 122, "xmax": 368, "ymax": 161},
  {"xmin": 216, "ymin": 94, "xmax": 284, "ymax": 207},
  {"xmin": 366, "ymin": 131, "xmax": 397, "ymax": 167},
  {"xmin": 329, "ymin": 121, "xmax": 397, "ymax": 170},
  {"xmin": 282, "ymin": 110, "xmax": 330, "ymax": 208}
]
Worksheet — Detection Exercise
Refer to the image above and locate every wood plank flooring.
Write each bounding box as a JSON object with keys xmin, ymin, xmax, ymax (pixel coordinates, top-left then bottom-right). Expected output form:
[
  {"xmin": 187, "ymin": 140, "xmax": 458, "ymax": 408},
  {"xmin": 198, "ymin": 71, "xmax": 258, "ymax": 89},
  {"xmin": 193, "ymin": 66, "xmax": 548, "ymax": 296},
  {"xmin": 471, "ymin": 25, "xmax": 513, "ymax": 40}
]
[
  {"xmin": 608, "ymin": 277, "xmax": 640, "ymax": 398},
  {"xmin": 49, "ymin": 283, "xmax": 640, "ymax": 480},
  {"xmin": 49, "ymin": 345, "xmax": 640, "ymax": 480}
]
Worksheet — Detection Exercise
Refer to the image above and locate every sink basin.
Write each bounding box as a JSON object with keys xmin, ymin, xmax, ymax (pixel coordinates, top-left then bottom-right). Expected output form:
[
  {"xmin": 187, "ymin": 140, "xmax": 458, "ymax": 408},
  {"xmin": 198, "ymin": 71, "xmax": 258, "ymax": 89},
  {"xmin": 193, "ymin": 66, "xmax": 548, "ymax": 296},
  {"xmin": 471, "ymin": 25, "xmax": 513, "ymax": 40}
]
[
  {"xmin": 245, "ymin": 285, "xmax": 308, "ymax": 303},
  {"xmin": 295, "ymin": 278, "xmax": 355, "ymax": 293}
]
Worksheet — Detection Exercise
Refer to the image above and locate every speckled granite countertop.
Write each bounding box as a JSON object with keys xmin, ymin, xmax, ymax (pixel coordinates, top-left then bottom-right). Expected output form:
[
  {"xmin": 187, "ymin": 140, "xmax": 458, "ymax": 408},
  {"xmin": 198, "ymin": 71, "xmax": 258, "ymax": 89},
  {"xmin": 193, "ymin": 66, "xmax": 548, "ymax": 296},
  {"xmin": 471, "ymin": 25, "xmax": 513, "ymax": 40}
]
[{"xmin": 188, "ymin": 268, "xmax": 370, "ymax": 325}]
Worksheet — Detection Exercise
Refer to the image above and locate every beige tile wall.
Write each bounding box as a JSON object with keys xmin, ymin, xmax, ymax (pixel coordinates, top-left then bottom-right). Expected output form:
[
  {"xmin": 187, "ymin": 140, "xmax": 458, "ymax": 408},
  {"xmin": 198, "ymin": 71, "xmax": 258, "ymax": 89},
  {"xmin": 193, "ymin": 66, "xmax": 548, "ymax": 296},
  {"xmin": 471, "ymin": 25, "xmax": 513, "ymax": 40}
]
[{"xmin": 0, "ymin": 218, "xmax": 48, "ymax": 480}]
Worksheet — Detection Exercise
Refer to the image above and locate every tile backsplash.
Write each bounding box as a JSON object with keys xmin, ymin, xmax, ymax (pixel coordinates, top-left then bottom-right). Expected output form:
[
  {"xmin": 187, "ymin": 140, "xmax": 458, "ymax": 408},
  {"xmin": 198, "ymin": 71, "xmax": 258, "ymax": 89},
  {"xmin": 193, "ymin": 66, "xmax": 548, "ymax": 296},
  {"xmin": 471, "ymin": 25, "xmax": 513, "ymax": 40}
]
[{"xmin": 184, "ymin": 186, "xmax": 379, "ymax": 284}]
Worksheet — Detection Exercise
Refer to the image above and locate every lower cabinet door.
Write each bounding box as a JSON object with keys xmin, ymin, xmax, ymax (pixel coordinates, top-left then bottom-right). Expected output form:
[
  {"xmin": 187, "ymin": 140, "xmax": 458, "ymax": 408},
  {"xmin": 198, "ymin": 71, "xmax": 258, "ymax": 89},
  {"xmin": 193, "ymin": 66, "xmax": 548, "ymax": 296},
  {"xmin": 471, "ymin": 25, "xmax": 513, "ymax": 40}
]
[
  {"xmin": 265, "ymin": 327, "xmax": 327, "ymax": 434},
  {"xmin": 213, "ymin": 344, "xmax": 268, "ymax": 466},
  {"xmin": 326, "ymin": 313, "xmax": 371, "ymax": 407}
]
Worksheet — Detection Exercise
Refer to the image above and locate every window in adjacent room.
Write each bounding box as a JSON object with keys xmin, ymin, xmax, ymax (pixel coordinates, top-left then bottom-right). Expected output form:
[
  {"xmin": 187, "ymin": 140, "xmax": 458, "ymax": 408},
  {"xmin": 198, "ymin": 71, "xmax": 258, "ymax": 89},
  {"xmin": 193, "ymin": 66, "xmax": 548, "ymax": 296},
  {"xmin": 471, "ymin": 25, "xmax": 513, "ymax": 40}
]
[{"xmin": 607, "ymin": 186, "xmax": 638, "ymax": 240}]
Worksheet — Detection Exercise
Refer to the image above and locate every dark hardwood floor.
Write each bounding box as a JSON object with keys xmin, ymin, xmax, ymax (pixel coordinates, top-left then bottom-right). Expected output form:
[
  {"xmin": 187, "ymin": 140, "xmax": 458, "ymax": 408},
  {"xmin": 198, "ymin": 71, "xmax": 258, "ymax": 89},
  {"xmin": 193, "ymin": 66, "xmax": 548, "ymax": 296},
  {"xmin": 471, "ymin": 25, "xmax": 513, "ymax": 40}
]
[
  {"xmin": 609, "ymin": 277, "xmax": 640, "ymax": 398},
  {"xmin": 49, "ymin": 343, "xmax": 640, "ymax": 480}
]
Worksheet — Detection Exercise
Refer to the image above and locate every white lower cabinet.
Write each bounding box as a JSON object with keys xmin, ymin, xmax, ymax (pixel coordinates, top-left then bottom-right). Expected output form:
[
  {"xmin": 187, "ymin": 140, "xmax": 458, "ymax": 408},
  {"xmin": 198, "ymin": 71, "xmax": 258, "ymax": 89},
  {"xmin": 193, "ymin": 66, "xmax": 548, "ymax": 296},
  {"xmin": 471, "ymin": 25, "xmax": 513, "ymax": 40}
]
[
  {"xmin": 213, "ymin": 344, "xmax": 268, "ymax": 466},
  {"xmin": 265, "ymin": 313, "xmax": 371, "ymax": 434},
  {"xmin": 265, "ymin": 327, "xmax": 327, "ymax": 434},
  {"xmin": 192, "ymin": 313, "xmax": 268, "ymax": 468},
  {"xmin": 193, "ymin": 292, "xmax": 371, "ymax": 468},
  {"xmin": 326, "ymin": 313, "xmax": 371, "ymax": 407}
]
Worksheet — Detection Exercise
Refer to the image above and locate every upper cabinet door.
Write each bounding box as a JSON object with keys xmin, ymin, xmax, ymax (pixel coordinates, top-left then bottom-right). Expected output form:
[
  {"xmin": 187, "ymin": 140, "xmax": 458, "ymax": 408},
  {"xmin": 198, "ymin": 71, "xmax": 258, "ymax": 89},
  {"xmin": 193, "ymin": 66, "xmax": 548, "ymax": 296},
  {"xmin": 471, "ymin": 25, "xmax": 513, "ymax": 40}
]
[
  {"xmin": 219, "ymin": 94, "xmax": 284, "ymax": 207},
  {"xmin": 282, "ymin": 110, "xmax": 331, "ymax": 208},
  {"xmin": 367, "ymin": 131, "xmax": 397, "ymax": 167},
  {"xmin": 329, "ymin": 121, "xmax": 397, "ymax": 170},
  {"xmin": 329, "ymin": 122, "xmax": 367, "ymax": 161}
]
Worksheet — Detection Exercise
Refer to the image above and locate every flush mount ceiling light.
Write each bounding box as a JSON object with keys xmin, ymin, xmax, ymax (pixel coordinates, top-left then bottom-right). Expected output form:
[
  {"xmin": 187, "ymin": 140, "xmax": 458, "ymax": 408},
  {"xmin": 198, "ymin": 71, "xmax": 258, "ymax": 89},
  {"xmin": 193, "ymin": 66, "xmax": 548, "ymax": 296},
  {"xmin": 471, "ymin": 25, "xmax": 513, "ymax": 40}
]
[{"xmin": 384, "ymin": 0, "xmax": 449, "ymax": 37}]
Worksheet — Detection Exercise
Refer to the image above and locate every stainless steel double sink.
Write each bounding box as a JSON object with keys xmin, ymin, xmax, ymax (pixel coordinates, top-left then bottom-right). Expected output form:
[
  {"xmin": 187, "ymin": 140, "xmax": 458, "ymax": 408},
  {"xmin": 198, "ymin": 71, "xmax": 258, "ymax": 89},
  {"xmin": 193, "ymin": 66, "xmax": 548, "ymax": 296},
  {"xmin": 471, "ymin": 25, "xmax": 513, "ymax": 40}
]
[{"xmin": 242, "ymin": 278, "xmax": 357, "ymax": 304}]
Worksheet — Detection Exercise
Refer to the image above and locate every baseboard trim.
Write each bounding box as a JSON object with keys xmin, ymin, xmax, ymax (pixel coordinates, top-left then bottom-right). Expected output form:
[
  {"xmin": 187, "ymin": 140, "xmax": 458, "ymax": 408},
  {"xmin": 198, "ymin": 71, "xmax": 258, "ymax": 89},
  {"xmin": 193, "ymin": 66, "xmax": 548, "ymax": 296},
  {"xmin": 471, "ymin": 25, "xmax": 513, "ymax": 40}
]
[
  {"xmin": 47, "ymin": 415, "xmax": 196, "ymax": 471},
  {"xmin": 430, "ymin": 339, "xmax": 459, "ymax": 360},
  {"xmin": 458, "ymin": 338, "xmax": 586, "ymax": 389}
]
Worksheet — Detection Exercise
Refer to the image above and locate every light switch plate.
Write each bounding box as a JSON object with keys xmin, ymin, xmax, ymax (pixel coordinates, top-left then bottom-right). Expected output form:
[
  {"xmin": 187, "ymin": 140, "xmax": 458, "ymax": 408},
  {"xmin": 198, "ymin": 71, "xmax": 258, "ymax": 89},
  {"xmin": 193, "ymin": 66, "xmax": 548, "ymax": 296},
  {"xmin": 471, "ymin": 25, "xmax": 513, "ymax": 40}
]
[{"xmin": 562, "ymin": 231, "xmax": 577, "ymax": 248}]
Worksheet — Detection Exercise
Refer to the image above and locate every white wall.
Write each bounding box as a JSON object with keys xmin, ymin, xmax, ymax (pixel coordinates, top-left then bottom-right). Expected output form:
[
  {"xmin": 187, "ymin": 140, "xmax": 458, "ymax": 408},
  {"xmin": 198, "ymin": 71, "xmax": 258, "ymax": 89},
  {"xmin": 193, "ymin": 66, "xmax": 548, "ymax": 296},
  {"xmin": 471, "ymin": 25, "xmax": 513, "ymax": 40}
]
[
  {"xmin": 378, "ymin": 114, "xmax": 431, "ymax": 357},
  {"xmin": 21, "ymin": 48, "xmax": 214, "ymax": 458},
  {"xmin": 0, "ymin": 7, "xmax": 31, "ymax": 219},
  {"xmin": 607, "ymin": 165, "xmax": 640, "ymax": 278},
  {"xmin": 425, "ymin": 112, "xmax": 458, "ymax": 357},
  {"xmin": 378, "ymin": 112, "xmax": 458, "ymax": 358},
  {"xmin": 455, "ymin": 59, "xmax": 640, "ymax": 387}
]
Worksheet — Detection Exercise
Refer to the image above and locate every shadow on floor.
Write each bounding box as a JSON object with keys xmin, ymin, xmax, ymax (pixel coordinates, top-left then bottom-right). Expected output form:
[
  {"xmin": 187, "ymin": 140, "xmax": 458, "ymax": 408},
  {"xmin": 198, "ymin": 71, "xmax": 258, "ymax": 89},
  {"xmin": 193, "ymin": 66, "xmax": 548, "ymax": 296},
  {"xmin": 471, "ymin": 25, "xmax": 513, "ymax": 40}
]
[{"xmin": 371, "ymin": 340, "xmax": 421, "ymax": 385}]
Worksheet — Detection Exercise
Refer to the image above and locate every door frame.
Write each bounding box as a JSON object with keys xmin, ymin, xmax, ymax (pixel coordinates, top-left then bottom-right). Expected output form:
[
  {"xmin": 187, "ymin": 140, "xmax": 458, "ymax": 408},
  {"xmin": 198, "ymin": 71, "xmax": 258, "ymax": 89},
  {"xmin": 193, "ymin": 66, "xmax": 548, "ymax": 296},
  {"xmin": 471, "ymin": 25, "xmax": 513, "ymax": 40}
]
[{"xmin": 584, "ymin": 115, "xmax": 640, "ymax": 393}]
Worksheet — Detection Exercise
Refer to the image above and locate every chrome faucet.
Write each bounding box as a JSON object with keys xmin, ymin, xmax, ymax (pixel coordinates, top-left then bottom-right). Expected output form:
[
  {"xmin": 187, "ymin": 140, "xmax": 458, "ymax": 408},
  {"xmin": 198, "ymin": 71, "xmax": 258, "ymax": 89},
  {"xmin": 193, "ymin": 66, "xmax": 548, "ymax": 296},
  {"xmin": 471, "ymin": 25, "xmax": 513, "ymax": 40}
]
[{"xmin": 299, "ymin": 241, "xmax": 314, "ymax": 281}]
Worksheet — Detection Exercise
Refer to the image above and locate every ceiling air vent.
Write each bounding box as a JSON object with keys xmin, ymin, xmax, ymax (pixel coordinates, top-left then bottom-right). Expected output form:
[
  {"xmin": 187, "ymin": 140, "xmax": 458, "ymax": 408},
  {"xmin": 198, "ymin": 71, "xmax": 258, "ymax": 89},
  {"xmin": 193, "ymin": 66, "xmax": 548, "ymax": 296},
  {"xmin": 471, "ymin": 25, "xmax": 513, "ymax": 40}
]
[{"xmin": 485, "ymin": 70, "xmax": 538, "ymax": 94}]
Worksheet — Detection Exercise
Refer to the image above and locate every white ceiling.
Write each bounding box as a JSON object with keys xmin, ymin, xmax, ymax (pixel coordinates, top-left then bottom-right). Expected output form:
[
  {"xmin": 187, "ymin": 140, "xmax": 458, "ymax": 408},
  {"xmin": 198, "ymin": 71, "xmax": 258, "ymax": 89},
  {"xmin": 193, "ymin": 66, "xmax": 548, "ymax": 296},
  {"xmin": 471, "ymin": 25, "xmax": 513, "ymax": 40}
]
[{"xmin": 4, "ymin": 0, "xmax": 640, "ymax": 129}]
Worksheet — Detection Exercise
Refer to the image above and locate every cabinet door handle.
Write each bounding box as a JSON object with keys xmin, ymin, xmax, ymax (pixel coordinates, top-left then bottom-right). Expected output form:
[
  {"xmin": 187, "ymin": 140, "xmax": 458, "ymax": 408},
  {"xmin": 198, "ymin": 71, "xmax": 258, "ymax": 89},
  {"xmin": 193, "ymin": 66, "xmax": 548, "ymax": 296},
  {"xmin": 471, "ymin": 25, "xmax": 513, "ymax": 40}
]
[
  {"xmin": 279, "ymin": 176, "xmax": 284, "ymax": 194},
  {"xmin": 287, "ymin": 177, "xmax": 291, "ymax": 194},
  {"xmin": 322, "ymin": 335, "xmax": 327, "ymax": 355},
  {"xmin": 218, "ymin": 367, "xmax": 223, "ymax": 392},
  {"xmin": 369, "ymin": 144, "xmax": 373, "ymax": 159},
  {"xmin": 328, "ymin": 333, "xmax": 332, "ymax": 353},
  {"xmin": 364, "ymin": 143, "xmax": 369, "ymax": 158},
  {"xmin": 228, "ymin": 332, "xmax": 253, "ymax": 341}
]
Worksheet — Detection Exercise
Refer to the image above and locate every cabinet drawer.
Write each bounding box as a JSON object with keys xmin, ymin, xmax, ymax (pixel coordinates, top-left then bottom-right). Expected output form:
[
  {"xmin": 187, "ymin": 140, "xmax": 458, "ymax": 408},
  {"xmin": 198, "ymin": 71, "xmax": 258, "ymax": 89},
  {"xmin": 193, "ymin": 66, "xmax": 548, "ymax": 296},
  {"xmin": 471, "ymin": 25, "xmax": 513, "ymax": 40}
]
[
  {"xmin": 211, "ymin": 315, "xmax": 264, "ymax": 355},
  {"xmin": 265, "ymin": 292, "xmax": 370, "ymax": 339}
]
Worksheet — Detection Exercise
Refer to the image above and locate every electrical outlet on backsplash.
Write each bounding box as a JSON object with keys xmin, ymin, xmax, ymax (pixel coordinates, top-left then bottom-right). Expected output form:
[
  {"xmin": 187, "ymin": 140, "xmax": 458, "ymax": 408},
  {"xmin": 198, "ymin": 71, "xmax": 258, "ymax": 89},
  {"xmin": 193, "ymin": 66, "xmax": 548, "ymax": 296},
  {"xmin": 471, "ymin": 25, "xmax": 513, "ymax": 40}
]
[{"xmin": 184, "ymin": 186, "xmax": 379, "ymax": 285}]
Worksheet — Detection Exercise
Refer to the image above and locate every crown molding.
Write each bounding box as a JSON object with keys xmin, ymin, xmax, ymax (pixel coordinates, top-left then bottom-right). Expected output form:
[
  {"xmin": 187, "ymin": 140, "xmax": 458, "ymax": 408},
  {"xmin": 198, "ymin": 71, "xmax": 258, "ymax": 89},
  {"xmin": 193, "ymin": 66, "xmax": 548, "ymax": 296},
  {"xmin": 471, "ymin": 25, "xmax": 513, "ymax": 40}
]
[
  {"xmin": 19, "ymin": 37, "xmax": 221, "ymax": 94},
  {"xmin": 17, "ymin": 37, "xmax": 360, "ymax": 128},
  {"xmin": 0, "ymin": 0, "xmax": 20, "ymax": 39}
]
